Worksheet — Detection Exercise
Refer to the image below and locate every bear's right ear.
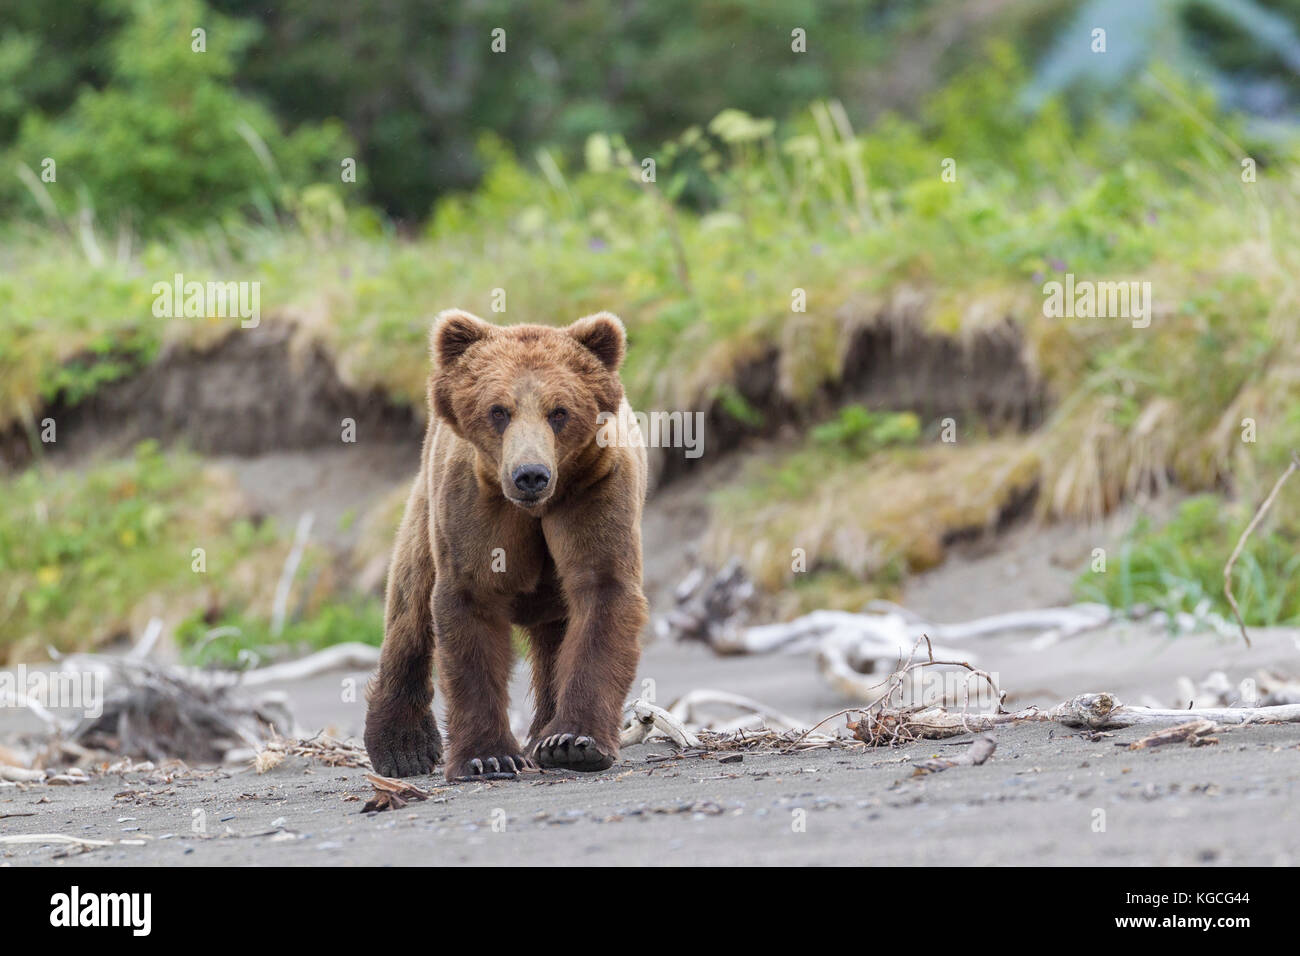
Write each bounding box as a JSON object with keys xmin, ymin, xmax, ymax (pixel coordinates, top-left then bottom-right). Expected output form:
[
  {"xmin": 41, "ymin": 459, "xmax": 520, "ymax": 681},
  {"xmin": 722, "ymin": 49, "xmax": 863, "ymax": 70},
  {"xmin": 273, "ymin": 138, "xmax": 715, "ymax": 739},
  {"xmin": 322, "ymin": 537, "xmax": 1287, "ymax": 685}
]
[{"xmin": 430, "ymin": 309, "xmax": 492, "ymax": 368}]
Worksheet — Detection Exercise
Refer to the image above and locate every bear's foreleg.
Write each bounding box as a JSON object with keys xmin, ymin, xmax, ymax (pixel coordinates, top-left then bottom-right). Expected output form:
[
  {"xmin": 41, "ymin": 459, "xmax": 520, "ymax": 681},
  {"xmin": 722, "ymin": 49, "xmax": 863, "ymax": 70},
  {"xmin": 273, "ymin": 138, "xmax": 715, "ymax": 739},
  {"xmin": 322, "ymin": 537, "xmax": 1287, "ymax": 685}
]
[
  {"xmin": 435, "ymin": 583, "xmax": 535, "ymax": 779},
  {"xmin": 530, "ymin": 574, "xmax": 647, "ymax": 771},
  {"xmin": 364, "ymin": 478, "xmax": 443, "ymax": 777}
]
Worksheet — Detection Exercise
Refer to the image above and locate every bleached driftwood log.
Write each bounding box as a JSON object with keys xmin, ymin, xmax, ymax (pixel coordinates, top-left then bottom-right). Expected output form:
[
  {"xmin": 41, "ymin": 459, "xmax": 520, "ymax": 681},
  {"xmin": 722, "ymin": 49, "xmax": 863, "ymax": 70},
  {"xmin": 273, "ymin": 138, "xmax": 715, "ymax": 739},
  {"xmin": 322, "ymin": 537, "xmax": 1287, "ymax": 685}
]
[
  {"xmin": 658, "ymin": 564, "xmax": 1123, "ymax": 698},
  {"xmin": 620, "ymin": 690, "xmax": 811, "ymax": 743},
  {"xmin": 0, "ymin": 766, "xmax": 47, "ymax": 783},
  {"xmin": 927, "ymin": 604, "xmax": 1112, "ymax": 642},
  {"xmin": 0, "ymin": 834, "xmax": 113, "ymax": 848},
  {"xmin": 57, "ymin": 642, "xmax": 379, "ymax": 691},
  {"xmin": 620, "ymin": 699, "xmax": 701, "ymax": 748},
  {"xmin": 1049, "ymin": 693, "xmax": 1300, "ymax": 729},
  {"xmin": 860, "ymin": 693, "xmax": 1300, "ymax": 741},
  {"xmin": 667, "ymin": 689, "xmax": 803, "ymax": 733},
  {"xmin": 721, "ymin": 605, "xmax": 1111, "ymax": 658},
  {"xmin": 661, "ymin": 563, "xmax": 1113, "ymax": 655},
  {"xmin": 236, "ymin": 642, "xmax": 380, "ymax": 686},
  {"xmin": 720, "ymin": 609, "xmax": 976, "ymax": 663}
]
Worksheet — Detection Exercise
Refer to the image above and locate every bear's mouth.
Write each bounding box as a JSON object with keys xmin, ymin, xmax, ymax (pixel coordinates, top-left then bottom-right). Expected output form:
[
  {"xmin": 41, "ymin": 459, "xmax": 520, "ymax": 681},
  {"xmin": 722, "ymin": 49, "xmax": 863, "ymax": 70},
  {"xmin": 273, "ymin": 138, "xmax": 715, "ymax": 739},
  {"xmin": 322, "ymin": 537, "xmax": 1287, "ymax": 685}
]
[{"xmin": 505, "ymin": 492, "xmax": 551, "ymax": 510}]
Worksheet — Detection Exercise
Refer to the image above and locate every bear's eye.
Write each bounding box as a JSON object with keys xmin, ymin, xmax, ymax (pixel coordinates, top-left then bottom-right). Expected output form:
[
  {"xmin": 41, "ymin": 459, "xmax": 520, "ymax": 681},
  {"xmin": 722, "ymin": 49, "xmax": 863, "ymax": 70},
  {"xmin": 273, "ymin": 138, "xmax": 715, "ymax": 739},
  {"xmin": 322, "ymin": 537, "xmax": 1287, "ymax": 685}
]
[
  {"xmin": 489, "ymin": 405, "xmax": 510, "ymax": 430},
  {"xmin": 548, "ymin": 408, "xmax": 568, "ymax": 430}
]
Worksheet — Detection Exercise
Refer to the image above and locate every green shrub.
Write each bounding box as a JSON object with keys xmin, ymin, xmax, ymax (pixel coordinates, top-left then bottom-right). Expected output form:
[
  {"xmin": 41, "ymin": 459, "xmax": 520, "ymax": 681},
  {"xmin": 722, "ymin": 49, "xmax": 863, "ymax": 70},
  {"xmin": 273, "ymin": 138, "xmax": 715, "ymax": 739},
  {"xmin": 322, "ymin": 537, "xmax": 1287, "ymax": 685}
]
[
  {"xmin": 1075, "ymin": 495, "xmax": 1300, "ymax": 628},
  {"xmin": 811, "ymin": 407, "xmax": 920, "ymax": 457},
  {"xmin": 175, "ymin": 599, "xmax": 384, "ymax": 667},
  {"xmin": 5, "ymin": 0, "xmax": 351, "ymax": 229}
]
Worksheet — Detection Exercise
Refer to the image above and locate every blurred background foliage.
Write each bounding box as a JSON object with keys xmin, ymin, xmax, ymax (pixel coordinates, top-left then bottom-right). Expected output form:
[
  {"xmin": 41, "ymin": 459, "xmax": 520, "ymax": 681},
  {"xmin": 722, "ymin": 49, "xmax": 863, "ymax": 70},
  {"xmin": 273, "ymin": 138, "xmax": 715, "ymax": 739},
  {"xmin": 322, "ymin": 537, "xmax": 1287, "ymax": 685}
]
[
  {"xmin": 4, "ymin": 0, "xmax": 1300, "ymax": 660},
  {"xmin": 6, "ymin": 0, "xmax": 1300, "ymax": 223}
]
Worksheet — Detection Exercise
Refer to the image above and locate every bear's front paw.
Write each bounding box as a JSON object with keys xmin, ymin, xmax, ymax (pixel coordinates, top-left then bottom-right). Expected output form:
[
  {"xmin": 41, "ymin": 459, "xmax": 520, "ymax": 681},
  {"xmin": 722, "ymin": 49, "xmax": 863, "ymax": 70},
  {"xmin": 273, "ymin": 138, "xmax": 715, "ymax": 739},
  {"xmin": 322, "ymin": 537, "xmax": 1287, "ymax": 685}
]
[
  {"xmin": 532, "ymin": 732, "xmax": 616, "ymax": 772},
  {"xmin": 364, "ymin": 709, "xmax": 443, "ymax": 778},
  {"xmin": 446, "ymin": 742, "xmax": 536, "ymax": 782}
]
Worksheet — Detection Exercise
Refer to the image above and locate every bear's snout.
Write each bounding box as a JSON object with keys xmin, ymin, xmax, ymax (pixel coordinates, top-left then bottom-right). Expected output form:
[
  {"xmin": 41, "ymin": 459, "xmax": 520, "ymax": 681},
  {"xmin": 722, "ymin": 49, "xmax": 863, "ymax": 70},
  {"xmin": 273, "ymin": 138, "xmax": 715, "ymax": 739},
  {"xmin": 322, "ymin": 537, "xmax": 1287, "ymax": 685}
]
[{"xmin": 510, "ymin": 463, "xmax": 552, "ymax": 501}]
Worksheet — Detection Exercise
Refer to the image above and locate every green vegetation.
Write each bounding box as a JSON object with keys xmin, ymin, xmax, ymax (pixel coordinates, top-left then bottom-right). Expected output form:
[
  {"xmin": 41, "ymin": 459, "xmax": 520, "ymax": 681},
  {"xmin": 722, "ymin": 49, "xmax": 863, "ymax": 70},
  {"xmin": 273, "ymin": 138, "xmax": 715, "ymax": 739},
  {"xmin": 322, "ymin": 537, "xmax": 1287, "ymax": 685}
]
[
  {"xmin": 175, "ymin": 600, "xmax": 384, "ymax": 668},
  {"xmin": 1076, "ymin": 495, "xmax": 1300, "ymax": 628},
  {"xmin": 9, "ymin": 48, "xmax": 1299, "ymax": 436},
  {"xmin": 0, "ymin": 443, "xmax": 277, "ymax": 659},
  {"xmin": 5, "ymin": 2, "xmax": 1300, "ymax": 654},
  {"xmin": 5, "ymin": 0, "xmax": 349, "ymax": 228},
  {"xmin": 0, "ymin": 440, "xmax": 385, "ymax": 664},
  {"xmin": 811, "ymin": 407, "xmax": 920, "ymax": 457}
]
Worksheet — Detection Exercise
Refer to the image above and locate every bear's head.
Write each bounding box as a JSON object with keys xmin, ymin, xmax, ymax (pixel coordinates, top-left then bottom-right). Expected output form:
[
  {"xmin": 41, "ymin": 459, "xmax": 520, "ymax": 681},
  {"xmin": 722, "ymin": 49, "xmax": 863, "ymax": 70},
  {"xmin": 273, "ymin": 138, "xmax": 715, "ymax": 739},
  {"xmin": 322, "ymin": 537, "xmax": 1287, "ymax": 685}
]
[{"xmin": 429, "ymin": 309, "xmax": 626, "ymax": 510}]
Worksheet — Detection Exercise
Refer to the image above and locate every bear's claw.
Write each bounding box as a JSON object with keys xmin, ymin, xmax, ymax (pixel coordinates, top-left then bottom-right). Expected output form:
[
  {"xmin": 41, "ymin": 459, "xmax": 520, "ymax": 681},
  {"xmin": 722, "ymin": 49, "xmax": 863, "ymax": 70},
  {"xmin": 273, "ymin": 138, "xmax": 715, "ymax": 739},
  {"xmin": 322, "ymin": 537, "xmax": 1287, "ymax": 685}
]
[
  {"xmin": 364, "ymin": 711, "xmax": 443, "ymax": 778},
  {"xmin": 533, "ymin": 732, "xmax": 616, "ymax": 772},
  {"xmin": 448, "ymin": 750, "xmax": 536, "ymax": 782}
]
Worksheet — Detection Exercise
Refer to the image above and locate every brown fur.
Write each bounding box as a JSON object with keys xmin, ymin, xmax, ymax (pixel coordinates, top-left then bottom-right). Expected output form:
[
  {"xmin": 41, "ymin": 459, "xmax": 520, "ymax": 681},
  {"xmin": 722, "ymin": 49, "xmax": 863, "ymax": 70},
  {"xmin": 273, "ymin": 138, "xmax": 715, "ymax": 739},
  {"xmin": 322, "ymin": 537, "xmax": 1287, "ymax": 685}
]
[{"xmin": 364, "ymin": 310, "xmax": 648, "ymax": 779}]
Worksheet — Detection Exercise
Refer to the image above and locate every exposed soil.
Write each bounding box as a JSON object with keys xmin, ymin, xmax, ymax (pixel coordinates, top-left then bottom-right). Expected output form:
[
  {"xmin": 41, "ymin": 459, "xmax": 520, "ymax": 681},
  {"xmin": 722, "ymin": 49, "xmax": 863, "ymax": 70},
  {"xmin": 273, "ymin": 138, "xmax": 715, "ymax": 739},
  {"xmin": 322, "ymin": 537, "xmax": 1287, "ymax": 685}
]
[
  {"xmin": 1, "ymin": 324, "xmax": 423, "ymax": 470},
  {"xmin": 659, "ymin": 313, "xmax": 1047, "ymax": 484},
  {"xmin": 7, "ymin": 314, "xmax": 1046, "ymax": 495}
]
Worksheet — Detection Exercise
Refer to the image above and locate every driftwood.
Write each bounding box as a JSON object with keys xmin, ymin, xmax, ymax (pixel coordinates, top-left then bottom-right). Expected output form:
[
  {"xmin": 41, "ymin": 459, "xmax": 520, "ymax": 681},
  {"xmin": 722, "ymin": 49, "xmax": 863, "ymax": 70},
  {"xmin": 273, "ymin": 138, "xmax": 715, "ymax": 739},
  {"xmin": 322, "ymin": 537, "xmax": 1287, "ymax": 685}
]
[
  {"xmin": 913, "ymin": 735, "xmax": 998, "ymax": 774},
  {"xmin": 659, "ymin": 564, "xmax": 1121, "ymax": 697},
  {"xmin": 361, "ymin": 773, "xmax": 432, "ymax": 814},
  {"xmin": 1176, "ymin": 669, "xmax": 1300, "ymax": 708},
  {"xmin": 620, "ymin": 700, "xmax": 701, "ymax": 748},
  {"xmin": 666, "ymin": 689, "xmax": 803, "ymax": 732},
  {"xmin": 236, "ymin": 642, "xmax": 379, "ymax": 686},
  {"xmin": 725, "ymin": 605, "xmax": 1111, "ymax": 657},
  {"xmin": 55, "ymin": 642, "xmax": 378, "ymax": 698},
  {"xmin": 661, "ymin": 563, "xmax": 1111, "ymax": 656},
  {"xmin": 1056, "ymin": 695, "xmax": 1300, "ymax": 728},
  {"xmin": 0, "ymin": 766, "xmax": 47, "ymax": 783},
  {"xmin": 619, "ymin": 692, "xmax": 821, "ymax": 747},
  {"xmin": 54, "ymin": 653, "xmax": 295, "ymax": 764},
  {"xmin": 844, "ymin": 693, "xmax": 1300, "ymax": 744},
  {"xmin": 1128, "ymin": 720, "xmax": 1219, "ymax": 750},
  {"xmin": 655, "ymin": 558, "xmax": 756, "ymax": 646},
  {"xmin": 0, "ymin": 834, "xmax": 113, "ymax": 849}
]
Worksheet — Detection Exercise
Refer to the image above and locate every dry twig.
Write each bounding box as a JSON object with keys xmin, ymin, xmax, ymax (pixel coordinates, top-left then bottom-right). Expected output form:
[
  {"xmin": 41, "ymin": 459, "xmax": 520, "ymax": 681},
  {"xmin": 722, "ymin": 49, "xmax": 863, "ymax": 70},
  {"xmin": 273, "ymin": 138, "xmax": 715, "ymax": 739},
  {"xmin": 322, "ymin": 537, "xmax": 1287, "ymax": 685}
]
[
  {"xmin": 1224, "ymin": 452, "xmax": 1300, "ymax": 648},
  {"xmin": 792, "ymin": 635, "xmax": 1004, "ymax": 750}
]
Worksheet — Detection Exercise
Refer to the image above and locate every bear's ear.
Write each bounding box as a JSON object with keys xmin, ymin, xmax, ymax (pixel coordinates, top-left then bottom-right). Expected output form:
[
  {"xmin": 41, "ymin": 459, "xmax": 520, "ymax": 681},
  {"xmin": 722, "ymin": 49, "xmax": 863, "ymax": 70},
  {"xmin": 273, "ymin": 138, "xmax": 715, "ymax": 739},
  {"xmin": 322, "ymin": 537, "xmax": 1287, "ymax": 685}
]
[
  {"xmin": 431, "ymin": 309, "xmax": 492, "ymax": 368},
  {"xmin": 568, "ymin": 311, "xmax": 626, "ymax": 371}
]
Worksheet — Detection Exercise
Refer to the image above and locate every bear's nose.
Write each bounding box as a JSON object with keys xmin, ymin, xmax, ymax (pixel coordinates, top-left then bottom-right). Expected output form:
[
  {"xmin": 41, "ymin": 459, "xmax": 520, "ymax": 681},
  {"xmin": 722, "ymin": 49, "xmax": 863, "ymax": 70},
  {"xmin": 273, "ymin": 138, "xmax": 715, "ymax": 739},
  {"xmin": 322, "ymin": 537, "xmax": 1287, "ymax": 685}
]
[{"xmin": 511, "ymin": 464, "xmax": 551, "ymax": 497}]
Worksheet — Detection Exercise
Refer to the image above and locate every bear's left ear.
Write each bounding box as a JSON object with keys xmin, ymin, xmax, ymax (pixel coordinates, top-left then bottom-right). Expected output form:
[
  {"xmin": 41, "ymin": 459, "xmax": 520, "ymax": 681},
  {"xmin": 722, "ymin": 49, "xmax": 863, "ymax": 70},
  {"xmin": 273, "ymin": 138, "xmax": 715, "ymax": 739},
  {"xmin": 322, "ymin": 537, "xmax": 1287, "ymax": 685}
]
[
  {"xmin": 568, "ymin": 311, "xmax": 626, "ymax": 371},
  {"xmin": 431, "ymin": 309, "xmax": 492, "ymax": 368}
]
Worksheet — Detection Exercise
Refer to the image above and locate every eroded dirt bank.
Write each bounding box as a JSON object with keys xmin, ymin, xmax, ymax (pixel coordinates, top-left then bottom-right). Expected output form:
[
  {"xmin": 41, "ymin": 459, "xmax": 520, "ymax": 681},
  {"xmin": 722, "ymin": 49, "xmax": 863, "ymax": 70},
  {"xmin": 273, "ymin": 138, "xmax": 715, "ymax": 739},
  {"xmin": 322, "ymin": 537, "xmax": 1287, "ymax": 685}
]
[
  {"xmin": 6, "ymin": 314, "xmax": 1045, "ymax": 481},
  {"xmin": 1, "ymin": 324, "xmax": 423, "ymax": 469},
  {"xmin": 660, "ymin": 314, "xmax": 1046, "ymax": 484}
]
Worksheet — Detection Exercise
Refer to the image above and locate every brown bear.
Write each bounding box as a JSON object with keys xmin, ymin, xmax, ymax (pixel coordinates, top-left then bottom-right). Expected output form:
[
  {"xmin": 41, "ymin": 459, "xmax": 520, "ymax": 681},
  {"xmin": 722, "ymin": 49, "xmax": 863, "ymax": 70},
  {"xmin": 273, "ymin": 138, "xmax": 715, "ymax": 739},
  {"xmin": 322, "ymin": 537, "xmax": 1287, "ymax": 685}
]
[{"xmin": 363, "ymin": 309, "xmax": 648, "ymax": 780}]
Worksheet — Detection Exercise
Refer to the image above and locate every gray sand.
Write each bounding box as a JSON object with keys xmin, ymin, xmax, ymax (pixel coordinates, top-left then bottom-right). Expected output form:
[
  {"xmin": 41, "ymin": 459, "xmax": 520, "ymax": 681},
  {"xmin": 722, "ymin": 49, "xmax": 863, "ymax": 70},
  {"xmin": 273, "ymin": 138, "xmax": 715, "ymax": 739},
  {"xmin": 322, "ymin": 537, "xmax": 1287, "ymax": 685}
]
[{"xmin": 3, "ymin": 623, "xmax": 1298, "ymax": 866}]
